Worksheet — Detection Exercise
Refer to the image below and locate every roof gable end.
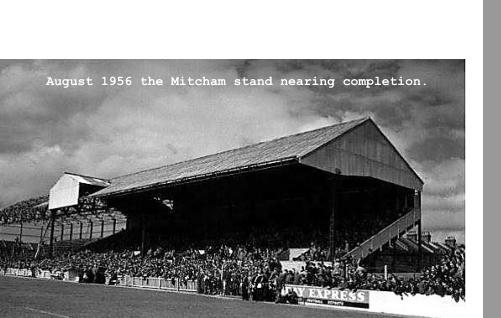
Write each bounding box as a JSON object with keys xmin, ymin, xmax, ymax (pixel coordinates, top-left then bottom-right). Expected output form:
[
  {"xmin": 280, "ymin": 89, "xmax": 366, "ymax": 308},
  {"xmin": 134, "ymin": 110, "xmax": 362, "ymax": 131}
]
[{"xmin": 300, "ymin": 118, "xmax": 423, "ymax": 190}]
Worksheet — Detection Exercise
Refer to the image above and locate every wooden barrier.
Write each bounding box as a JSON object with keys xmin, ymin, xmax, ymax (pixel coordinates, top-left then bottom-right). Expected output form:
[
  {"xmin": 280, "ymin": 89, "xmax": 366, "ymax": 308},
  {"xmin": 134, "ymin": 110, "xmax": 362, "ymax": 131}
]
[
  {"xmin": 160, "ymin": 277, "xmax": 178, "ymax": 290},
  {"xmin": 180, "ymin": 280, "xmax": 197, "ymax": 292},
  {"xmin": 118, "ymin": 275, "xmax": 197, "ymax": 292},
  {"xmin": 1, "ymin": 269, "xmax": 198, "ymax": 294},
  {"xmin": 146, "ymin": 277, "xmax": 161, "ymax": 289},
  {"xmin": 132, "ymin": 277, "xmax": 143, "ymax": 287}
]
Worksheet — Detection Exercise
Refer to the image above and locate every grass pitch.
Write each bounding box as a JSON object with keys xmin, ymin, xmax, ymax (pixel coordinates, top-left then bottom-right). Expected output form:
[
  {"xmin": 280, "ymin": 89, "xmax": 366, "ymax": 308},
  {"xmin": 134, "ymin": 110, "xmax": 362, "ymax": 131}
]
[{"xmin": 0, "ymin": 276, "xmax": 405, "ymax": 318}]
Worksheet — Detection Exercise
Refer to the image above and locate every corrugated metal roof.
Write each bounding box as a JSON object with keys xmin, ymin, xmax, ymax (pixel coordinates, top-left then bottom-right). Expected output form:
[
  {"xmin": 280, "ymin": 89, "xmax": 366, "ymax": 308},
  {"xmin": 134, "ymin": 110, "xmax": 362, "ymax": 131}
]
[{"xmin": 92, "ymin": 117, "xmax": 370, "ymax": 197}]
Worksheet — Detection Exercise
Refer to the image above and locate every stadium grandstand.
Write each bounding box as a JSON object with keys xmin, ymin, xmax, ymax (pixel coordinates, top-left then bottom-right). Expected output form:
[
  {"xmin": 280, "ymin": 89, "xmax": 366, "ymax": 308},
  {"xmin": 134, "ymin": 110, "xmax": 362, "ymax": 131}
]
[{"xmin": 1, "ymin": 117, "xmax": 465, "ymax": 306}]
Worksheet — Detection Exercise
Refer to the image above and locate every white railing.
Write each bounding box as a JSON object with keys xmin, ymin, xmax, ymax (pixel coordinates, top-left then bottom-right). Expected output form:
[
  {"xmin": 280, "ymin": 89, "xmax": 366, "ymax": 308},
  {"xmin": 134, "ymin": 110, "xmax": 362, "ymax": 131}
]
[
  {"xmin": 118, "ymin": 275, "xmax": 197, "ymax": 292},
  {"xmin": 0, "ymin": 268, "xmax": 198, "ymax": 292}
]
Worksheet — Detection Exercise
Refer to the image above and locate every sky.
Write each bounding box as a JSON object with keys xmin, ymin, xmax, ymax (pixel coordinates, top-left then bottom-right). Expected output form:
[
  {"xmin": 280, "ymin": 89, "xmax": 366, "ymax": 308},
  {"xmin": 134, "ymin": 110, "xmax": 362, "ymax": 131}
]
[{"xmin": 0, "ymin": 60, "xmax": 465, "ymax": 243}]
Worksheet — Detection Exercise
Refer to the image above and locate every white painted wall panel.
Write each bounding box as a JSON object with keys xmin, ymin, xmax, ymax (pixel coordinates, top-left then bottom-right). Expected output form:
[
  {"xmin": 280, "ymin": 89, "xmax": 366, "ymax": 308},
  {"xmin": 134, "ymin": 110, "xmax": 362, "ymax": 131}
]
[{"xmin": 48, "ymin": 175, "xmax": 80, "ymax": 210}]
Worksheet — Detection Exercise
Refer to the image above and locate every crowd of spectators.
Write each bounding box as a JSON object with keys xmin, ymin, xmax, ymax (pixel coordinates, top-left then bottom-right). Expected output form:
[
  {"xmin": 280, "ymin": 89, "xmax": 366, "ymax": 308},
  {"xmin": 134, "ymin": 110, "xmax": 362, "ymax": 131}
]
[
  {"xmin": 0, "ymin": 196, "xmax": 49, "ymax": 224},
  {"xmin": 291, "ymin": 210, "xmax": 403, "ymax": 262},
  {"xmin": 0, "ymin": 195, "xmax": 463, "ymax": 302},
  {"xmin": 1, "ymin": 235, "xmax": 465, "ymax": 303},
  {"xmin": 334, "ymin": 210, "xmax": 404, "ymax": 254}
]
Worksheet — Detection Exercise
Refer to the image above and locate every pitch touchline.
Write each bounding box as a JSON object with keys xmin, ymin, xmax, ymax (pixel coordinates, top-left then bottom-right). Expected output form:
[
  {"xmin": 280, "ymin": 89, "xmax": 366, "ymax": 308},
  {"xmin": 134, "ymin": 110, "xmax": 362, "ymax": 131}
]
[{"xmin": 24, "ymin": 307, "xmax": 70, "ymax": 318}]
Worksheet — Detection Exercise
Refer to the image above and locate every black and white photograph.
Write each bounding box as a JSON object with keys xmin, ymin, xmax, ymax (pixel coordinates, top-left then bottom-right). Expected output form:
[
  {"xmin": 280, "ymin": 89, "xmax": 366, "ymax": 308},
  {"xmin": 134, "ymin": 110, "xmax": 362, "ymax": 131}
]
[{"xmin": 0, "ymin": 59, "xmax": 467, "ymax": 318}]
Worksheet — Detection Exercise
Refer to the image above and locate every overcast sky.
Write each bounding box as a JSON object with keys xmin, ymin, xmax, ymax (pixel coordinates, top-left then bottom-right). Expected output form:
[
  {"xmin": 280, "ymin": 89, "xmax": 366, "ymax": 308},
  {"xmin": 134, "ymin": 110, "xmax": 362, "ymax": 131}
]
[{"xmin": 0, "ymin": 60, "xmax": 464, "ymax": 243}]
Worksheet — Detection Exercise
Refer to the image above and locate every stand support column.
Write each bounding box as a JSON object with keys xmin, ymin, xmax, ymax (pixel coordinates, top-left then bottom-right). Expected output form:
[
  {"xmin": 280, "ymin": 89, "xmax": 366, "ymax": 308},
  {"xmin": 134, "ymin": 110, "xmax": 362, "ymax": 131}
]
[
  {"xmin": 141, "ymin": 213, "xmax": 146, "ymax": 256},
  {"xmin": 415, "ymin": 190, "xmax": 422, "ymax": 272},
  {"xmin": 329, "ymin": 181, "xmax": 338, "ymax": 262},
  {"xmin": 19, "ymin": 222, "xmax": 23, "ymax": 243},
  {"xmin": 49, "ymin": 212, "xmax": 55, "ymax": 257},
  {"xmin": 60, "ymin": 223, "xmax": 64, "ymax": 241}
]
